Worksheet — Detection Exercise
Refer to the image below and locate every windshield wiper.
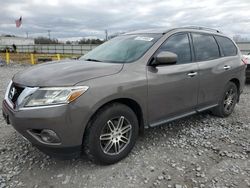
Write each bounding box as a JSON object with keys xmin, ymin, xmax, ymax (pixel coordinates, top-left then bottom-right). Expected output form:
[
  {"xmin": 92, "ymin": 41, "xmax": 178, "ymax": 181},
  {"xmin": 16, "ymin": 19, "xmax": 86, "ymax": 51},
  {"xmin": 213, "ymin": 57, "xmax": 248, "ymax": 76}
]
[{"xmin": 84, "ymin": 58, "xmax": 102, "ymax": 62}]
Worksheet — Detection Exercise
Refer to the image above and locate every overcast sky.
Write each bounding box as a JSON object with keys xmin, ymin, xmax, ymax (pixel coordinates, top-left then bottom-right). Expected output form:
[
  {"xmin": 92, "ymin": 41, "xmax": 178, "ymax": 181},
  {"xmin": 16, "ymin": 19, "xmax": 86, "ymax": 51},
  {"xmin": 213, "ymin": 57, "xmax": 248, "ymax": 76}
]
[{"xmin": 0, "ymin": 0, "xmax": 250, "ymax": 40}]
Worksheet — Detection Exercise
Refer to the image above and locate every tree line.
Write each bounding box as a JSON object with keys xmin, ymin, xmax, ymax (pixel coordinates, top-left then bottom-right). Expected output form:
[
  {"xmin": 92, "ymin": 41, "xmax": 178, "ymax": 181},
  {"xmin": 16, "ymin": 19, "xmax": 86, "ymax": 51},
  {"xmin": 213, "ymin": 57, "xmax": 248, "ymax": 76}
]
[{"xmin": 34, "ymin": 37, "xmax": 104, "ymax": 45}]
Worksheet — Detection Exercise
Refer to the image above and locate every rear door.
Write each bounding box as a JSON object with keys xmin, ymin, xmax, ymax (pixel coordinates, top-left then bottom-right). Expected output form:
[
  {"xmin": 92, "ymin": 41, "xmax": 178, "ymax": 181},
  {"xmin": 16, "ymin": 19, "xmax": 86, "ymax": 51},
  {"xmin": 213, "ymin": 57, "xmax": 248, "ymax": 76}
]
[
  {"xmin": 147, "ymin": 33, "xmax": 199, "ymax": 125},
  {"xmin": 191, "ymin": 33, "xmax": 238, "ymax": 108}
]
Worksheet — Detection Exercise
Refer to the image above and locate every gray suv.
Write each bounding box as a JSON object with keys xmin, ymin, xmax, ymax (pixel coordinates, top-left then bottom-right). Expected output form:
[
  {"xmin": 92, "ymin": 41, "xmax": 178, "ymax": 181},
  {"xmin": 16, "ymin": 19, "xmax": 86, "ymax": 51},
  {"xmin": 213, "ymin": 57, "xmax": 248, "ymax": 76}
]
[{"xmin": 2, "ymin": 27, "xmax": 246, "ymax": 164}]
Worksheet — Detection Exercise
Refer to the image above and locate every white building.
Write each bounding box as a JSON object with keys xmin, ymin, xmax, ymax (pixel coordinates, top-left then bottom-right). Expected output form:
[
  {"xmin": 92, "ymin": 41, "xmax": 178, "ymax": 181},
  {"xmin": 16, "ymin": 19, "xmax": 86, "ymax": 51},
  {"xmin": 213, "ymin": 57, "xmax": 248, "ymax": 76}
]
[{"xmin": 0, "ymin": 36, "xmax": 34, "ymax": 46}]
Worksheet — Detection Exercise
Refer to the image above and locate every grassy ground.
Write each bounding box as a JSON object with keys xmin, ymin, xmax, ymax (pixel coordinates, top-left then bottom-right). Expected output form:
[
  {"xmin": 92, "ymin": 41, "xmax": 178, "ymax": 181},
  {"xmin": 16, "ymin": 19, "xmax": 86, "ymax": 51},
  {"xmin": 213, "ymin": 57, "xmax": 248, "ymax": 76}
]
[{"xmin": 0, "ymin": 53, "xmax": 81, "ymax": 64}]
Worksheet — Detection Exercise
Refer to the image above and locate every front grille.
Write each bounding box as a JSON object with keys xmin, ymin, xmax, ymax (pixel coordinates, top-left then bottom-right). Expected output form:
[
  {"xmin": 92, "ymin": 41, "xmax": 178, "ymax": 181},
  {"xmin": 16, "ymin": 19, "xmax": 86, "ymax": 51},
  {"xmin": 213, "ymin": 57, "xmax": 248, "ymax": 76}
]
[{"xmin": 8, "ymin": 83, "xmax": 24, "ymax": 107}]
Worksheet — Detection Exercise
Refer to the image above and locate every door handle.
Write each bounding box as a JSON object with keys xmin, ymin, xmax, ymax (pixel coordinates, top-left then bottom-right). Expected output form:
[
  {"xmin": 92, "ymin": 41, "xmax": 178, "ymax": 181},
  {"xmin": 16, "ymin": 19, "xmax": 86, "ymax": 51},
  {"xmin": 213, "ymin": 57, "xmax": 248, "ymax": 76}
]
[
  {"xmin": 187, "ymin": 72, "xmax": 197, "ymax": 77},
  {"xmin": 224, "ymin": 65, "xmax": 231, "ymax": 70}
]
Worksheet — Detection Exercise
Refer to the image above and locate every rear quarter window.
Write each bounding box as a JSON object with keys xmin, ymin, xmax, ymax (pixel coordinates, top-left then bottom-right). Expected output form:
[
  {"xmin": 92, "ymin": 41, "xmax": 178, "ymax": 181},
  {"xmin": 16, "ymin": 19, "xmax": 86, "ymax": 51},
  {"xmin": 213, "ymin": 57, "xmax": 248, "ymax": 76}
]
[{"xmin": 215, "ymin": 36, "xmax": 237, "ymax": 56}]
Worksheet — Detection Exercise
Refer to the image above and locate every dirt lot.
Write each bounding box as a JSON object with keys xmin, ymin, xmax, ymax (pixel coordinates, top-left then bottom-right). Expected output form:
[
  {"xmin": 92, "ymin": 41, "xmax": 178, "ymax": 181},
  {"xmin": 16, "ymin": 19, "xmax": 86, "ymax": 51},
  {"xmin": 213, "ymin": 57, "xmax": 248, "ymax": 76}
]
[{"xmin": 0, "ymin": 64, "xmax": 249, "ymax": 188}]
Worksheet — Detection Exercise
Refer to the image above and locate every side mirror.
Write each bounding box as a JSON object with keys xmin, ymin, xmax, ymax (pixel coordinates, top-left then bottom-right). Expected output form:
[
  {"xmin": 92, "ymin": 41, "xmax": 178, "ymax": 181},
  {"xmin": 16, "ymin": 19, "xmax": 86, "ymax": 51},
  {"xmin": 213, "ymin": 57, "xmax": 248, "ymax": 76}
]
[{"xmin": 152, "ymin": 51, "xmax": 177, "ymax": 66}]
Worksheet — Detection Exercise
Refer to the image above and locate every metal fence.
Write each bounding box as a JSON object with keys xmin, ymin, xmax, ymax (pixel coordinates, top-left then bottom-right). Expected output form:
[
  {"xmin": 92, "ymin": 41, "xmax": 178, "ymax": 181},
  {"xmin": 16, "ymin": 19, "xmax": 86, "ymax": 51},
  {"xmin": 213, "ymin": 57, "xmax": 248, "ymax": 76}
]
[
  {"xmin": 1, "ymin": 42, "xmax": 250, "ymax": 55},
  {"xmin": 0, "ymin": 44, "xmax": 99, "ymax": 55}
]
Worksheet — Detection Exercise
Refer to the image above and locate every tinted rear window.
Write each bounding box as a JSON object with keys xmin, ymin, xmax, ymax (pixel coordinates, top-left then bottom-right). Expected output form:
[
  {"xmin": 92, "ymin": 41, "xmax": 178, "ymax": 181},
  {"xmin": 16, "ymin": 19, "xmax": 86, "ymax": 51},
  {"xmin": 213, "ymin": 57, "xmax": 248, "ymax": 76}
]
[
  {"xmin": 192, "ymin": 33, "xmax": 220, "ymax": 61},
  {"xmin": 215, "ymin": 36, "xmax": 237, "ymax": 56}
]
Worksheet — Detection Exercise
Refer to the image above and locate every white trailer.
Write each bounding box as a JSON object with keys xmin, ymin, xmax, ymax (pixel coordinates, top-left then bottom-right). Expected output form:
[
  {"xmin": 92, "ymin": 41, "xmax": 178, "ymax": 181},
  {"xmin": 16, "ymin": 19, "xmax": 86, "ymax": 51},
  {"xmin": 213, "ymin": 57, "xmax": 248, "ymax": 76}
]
[{"xmin": 0, "ymin": 36, "xmax": 34, "ymax": 46}]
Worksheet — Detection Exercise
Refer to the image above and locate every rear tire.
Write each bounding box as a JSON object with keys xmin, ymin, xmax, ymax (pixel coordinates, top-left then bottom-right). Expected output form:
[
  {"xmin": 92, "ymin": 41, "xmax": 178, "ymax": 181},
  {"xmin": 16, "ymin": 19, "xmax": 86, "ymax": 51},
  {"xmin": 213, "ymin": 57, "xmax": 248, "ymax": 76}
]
[
  {"xmin": 212, "ymin": 82, "xmax": 238, "ymax": 117},
  {"xmin": 83, "ymin": 103, "xmax": 139, "ymax": 164}
]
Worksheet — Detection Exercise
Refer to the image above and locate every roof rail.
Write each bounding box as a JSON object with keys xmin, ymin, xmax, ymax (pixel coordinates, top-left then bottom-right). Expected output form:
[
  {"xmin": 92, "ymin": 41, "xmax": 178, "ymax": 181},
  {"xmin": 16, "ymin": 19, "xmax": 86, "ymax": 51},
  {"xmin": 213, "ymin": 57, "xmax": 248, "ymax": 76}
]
[{"xmin": 179, "ymin": 26, "xmax": 222, "ymax": 33}]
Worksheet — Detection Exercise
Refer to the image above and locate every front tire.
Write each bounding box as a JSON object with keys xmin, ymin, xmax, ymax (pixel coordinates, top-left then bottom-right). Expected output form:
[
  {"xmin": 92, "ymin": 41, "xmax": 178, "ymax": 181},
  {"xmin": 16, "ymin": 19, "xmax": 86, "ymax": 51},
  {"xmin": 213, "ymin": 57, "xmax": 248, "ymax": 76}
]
[
  {"xmin": 84, "ymin": 103, "xmax": 139, "ymax": 164},
  {"xmin": 212, "ymin": 82, "xmax": 238, "ymax": 117}
]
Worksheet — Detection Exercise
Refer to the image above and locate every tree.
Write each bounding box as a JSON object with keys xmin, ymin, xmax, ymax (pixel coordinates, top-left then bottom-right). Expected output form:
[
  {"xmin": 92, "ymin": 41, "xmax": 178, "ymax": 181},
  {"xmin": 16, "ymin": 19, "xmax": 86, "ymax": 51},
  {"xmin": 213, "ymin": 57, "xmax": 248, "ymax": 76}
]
[
  {"xmin": 78, "ymin": 38, "xmax": 104, "ymax": 45},
  {"xmin": 233, "ymin": 35, "xmax": 250, "ymax": 42},
  {"xmin": 3, "ymin": 35, "xmax": 16, "ymax": 37},
  {"xmin": 34, "ymin": 37, "xmax": 61, "ymax": 44}
]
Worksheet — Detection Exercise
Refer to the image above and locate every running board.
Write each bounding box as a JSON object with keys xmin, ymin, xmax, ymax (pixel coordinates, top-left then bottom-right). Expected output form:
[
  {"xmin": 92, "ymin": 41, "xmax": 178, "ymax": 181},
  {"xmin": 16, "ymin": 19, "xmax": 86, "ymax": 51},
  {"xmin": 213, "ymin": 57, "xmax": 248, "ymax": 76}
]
[{"xmin": 149, "ymin": 104, "xmax": 218, "ymax": 128}]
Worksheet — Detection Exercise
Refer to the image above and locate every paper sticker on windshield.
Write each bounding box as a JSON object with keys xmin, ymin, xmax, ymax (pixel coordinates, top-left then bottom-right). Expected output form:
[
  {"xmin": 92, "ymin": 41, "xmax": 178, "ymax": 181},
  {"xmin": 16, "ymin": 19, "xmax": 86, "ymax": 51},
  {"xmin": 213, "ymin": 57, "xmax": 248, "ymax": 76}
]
[{"xmin": 134, "ymin": 36, "xmax": 154, "ymax": 41}]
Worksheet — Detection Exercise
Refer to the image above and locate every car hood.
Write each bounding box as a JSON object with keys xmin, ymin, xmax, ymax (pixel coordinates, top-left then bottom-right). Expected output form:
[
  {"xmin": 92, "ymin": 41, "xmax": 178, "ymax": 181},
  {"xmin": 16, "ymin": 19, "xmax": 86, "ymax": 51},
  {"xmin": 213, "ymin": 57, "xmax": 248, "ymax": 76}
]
[{"xmin": 13, "ymin": 60, "xmax": 123, "ymax": 87}]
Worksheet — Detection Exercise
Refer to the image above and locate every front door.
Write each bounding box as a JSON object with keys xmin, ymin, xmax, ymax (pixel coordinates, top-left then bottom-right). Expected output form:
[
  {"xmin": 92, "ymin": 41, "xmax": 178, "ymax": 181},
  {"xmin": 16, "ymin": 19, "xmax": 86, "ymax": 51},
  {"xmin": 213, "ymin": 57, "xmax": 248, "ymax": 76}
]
[{"xmin": 147, "ymin": 33, "xmax": 199, "ymax": 125}]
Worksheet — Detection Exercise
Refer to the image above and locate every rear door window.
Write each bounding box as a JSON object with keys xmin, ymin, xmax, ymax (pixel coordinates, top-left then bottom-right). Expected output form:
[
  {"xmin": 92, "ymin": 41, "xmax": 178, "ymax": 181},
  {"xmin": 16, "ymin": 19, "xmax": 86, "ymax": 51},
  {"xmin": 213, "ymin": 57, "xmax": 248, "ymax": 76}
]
[
  {"xmin": 158, "ymin": 33, "xmax": 192, "ymax": 64},
  {"xmin": 215, "ymin": 36, "xmax": 237, "ymax": 56},
  {"xmin": 192, "ymin": 33, "xmax": 220, "ymax": 61}
]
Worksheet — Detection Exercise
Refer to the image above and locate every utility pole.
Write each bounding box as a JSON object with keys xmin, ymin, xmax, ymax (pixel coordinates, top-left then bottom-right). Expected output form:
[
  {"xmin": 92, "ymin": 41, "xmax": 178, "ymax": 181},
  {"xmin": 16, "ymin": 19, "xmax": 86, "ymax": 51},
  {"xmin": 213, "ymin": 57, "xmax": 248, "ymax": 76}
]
[
  {"xmin": 48, "ymin": 30, "xmax": 51, "ymax": 39},
  {"xmin": 105, "ymin": 29, "xmax": 108, "ymax": 41},
  {"xmin": 26, "ymin": 31, "xmax": 29, "ymax": 38}
]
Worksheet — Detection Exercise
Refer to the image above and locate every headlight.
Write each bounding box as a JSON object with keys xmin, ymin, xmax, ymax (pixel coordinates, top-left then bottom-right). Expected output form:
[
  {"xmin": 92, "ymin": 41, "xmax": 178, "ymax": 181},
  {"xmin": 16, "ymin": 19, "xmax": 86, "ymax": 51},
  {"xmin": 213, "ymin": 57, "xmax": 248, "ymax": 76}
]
[{"xmin": 24, "ymin": 86, "xmax": 89, "ymax": 107}]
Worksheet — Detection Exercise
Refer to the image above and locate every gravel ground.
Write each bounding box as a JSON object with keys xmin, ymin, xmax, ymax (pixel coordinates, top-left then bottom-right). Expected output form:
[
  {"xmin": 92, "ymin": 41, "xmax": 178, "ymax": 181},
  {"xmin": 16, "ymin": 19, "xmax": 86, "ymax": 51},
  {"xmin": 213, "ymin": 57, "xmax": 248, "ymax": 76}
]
[{"xmin": 0, "ymin": 64, "xmax": 250, "ymax": 188}]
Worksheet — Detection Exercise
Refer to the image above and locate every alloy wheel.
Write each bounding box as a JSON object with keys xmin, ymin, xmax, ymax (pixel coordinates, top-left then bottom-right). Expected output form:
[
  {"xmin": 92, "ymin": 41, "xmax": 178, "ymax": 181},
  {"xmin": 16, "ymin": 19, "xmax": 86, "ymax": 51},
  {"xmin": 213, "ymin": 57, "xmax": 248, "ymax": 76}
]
[
  {"xmin": 99, "ymin": 116, "xmax": 132, "ymax": 155},
  {"xmin": 223, "ymin": 87, "xmax": 236, "ymax": 114}
]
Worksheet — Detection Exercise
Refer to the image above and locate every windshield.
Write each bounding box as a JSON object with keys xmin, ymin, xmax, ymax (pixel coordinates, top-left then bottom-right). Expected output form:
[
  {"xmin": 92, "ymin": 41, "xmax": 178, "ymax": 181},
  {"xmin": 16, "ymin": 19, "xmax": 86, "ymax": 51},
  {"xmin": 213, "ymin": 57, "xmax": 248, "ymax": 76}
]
[{"xmin": 80, "ymin": 34, "xmax": 161, "ymax": 63}]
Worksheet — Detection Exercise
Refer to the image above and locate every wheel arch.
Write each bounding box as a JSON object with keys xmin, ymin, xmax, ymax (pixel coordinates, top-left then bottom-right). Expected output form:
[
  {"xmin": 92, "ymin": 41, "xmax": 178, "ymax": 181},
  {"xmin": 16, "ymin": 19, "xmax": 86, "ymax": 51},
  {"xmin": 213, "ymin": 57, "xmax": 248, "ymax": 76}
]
[
  {"xmin": 229, "ymin": 78, "xmax": 240, "ymax": 102},
  {"xmin": 84, "ymin": 98, "xmax": 145, "ymax": 140}
]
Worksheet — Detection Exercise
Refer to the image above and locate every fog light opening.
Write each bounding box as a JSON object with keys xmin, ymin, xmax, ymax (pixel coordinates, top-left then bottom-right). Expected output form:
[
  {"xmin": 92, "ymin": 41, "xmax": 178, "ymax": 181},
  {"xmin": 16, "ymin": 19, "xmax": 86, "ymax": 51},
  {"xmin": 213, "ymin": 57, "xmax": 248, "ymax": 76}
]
[{"xmin": 40, "ymin": 129, "xmax": 61, "ymax": 144}]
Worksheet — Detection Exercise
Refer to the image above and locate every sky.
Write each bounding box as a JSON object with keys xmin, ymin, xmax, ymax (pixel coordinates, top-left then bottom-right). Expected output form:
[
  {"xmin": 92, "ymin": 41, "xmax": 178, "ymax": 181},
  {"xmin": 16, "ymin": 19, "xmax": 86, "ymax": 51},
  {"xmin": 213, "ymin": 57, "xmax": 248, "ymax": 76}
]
[{"xmin": 0, "ymin": 0, "xmax": 250, "ymax": 41}]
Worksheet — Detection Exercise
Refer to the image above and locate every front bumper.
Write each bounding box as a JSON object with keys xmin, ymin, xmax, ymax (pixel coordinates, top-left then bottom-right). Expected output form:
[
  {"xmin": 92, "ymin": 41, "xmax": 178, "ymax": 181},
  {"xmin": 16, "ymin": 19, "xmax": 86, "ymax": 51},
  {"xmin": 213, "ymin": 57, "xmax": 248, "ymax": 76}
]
[{"xmin": 2, "ymin": 99, "xmax": 85, "ymax": 158}]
